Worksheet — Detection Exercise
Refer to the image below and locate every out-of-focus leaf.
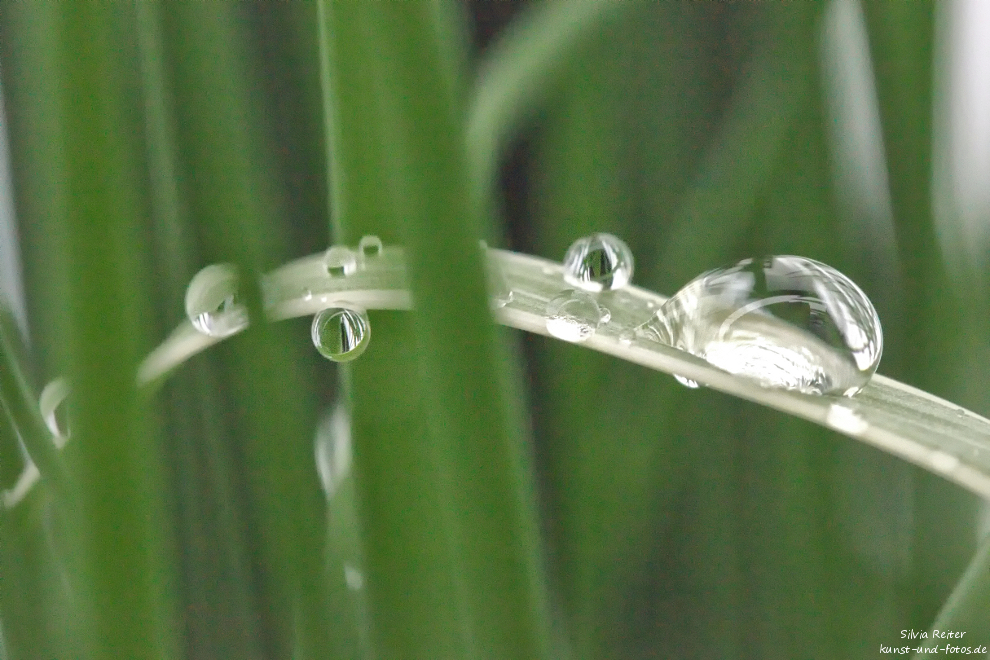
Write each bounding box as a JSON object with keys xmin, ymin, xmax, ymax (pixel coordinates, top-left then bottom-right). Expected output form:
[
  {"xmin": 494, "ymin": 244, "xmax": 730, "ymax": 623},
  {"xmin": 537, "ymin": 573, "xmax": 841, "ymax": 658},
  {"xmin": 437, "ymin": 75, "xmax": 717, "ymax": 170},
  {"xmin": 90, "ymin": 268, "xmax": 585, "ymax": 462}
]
[{"xmin": 321, "ymin": 3, "xmax": 554, "ymax": 659}]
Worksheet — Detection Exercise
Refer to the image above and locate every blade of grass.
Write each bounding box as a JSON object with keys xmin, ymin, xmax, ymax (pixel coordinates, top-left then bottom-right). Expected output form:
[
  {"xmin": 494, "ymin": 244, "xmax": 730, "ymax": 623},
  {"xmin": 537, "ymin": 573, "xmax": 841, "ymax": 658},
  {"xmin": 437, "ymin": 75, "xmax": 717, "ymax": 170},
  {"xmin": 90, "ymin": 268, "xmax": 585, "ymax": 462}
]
[
  {"xmin": 163, "ymin": 4, "xmax": 332, "ymax": 658},
  {"xmin": 862, "ymin": 5, "xmax": 982, "ymax": 633},
  {"xmin": 0, "ymin": 317, "xmax": 62, "ymax": 495},
  {"xmin": 467, "ymin": 0, "xmax": 630, "ymax": 204},
  {"xmin": 861, "ymin": 3, "xmax": 963, "ymax": 393},
  {"xmin": 134, "ymin": 5, "xmax": 272, "ymax": 657},
  {"xmin": 321, "ymin": 4, "xmax": 554, "ymax": 658},
  {"xmin": 51, "ymin": 4, "xmax": 178, "ymax": 657},
  {"xmin": 913, "ymin": 534, "xmax": 990, "ymax": 659}
]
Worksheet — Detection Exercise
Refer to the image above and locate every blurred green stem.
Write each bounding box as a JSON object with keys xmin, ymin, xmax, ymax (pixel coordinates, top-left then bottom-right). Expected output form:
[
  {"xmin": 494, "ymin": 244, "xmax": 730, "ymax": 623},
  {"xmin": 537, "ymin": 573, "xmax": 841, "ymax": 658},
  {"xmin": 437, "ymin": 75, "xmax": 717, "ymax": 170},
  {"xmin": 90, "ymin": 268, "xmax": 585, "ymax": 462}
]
[
  {"xmin": 0, "ymin": 308, "xmax": 66, "ymax": 501},
  {"xmin": 322, "ymin": 3, "xmax": 554, "ymax": 658},
  {"xmin": 913, "ymin": 533, "xmax": 990, "ymax": 658},
  {"xmin": 467, "ymin": 0, "xmax": 628, "ymax": 205}
]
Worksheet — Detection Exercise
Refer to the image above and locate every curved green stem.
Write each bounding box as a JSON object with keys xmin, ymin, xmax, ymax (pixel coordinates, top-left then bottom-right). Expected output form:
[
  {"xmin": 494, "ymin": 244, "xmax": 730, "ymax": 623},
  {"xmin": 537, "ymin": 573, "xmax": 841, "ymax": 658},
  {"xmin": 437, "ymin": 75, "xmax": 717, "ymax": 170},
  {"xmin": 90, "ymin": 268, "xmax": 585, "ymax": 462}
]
[
  {"xmin": 466, "ymin": 0, "xmax": 629, "ymax": 202},
  {"xmin": 0, "ymin": 312, "xmax": 66, "ymax": 503}
]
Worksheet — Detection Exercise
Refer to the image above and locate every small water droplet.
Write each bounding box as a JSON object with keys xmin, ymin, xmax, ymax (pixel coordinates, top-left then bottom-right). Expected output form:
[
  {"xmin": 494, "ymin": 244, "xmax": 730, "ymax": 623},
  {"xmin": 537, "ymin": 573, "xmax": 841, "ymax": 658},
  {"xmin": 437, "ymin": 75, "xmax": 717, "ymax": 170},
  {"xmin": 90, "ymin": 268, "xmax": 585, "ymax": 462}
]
[
  {"xmin": 647, "ymin": 256, "xmax": 882, "ymax": 396},
  {"xmin": 344, "ymin": 564, "xmax": 365, "ymax": 591},
  {"xmin": 358, "ymin": 235, "xmax": 383, "ymax": 258},
  {"xmin": 185, "ymin": 263, "xmax": 249, "ymax": 338},
  {"xmin": 545, "ymin": 290, "xmax": 603, "ymax": 343},
  {"xmin": 302, "ymin": 288, "xmax": 313, "ymax": 302},
  {"xmin": 485, "ymin": 257, "xmax": 514, "ymax": 309},
  {"xmin": 826, "ymin": 403, "xmax": 868, "ymax": 435},
  {"xmin": 930, "ymin": 451, "xmax": 960, "ymax": 473},
  {"xmin": 315, "ymin": 403, "xmax": 352, "ymax": 498},
  {"xmin": 324, "ymin": 246, "xmax": 357, "ymax": 277},
  {"xmin": 619, "ymin": 329, "xmax": 635, "ymax": 345},
  {"xmin": 312, "ymin": 307, "xmax": 370, "ymax": 361},
  {"xmin": 599, "ymin": 306, "xmax": 611, "ymax": 324},
  {"xmin": 39, "ymin": 378, "xmax": 70, "ymax": 444},
  {"xmin": 493, "ymin": 290, "xmax": 514, "ymax": 308},
  {"xmin": 563, "ymin": 233, "xmax": 634, "ymax": 292}
]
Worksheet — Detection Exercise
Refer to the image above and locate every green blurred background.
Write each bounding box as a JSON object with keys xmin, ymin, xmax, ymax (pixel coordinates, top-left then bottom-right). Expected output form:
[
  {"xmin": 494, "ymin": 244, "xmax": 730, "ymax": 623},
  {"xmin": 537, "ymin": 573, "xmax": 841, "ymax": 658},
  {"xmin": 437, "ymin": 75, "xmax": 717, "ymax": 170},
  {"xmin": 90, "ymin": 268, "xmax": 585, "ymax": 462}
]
[{"xmin": 0, "ymin": 1, "xmax": 988, "ymax": 658}]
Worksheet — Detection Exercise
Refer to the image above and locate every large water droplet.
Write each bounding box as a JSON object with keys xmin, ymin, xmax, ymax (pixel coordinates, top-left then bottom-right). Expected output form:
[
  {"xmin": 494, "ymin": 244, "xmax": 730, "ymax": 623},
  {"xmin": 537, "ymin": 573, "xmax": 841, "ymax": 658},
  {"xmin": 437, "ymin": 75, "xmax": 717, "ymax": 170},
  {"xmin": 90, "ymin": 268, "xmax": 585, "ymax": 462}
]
[
  {"xmin": 324, "ymin": 246, "xmax": 357, "ymax": 277},
  {"xmin": 312, "ymin": 307, "xmax": 370, "ymax": 361},
  {"xmin": 39, "ymin": 378, "xmax": 70, "ymax": 445},
  {"xmin": 185, "ymin": 263, "xmax": 249, "ymax": 338},
  {"xmin": 545, "ymin": 290, "xmax": 603, "ymax": 343},
  {"xmin": 563, "ymin": 233, "xmax": 634, "ymax": 292},
  {"xmin": 648, "ymin": 256, "xmax": 882, "ymax": 396}
]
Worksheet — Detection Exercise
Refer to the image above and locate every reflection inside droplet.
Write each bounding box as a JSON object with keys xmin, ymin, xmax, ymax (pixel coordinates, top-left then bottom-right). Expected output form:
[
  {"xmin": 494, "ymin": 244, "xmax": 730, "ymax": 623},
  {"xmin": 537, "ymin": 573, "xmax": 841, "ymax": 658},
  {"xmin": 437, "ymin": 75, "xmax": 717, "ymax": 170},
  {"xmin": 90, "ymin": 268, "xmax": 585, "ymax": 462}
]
[
  {"xmin": 562, "ymin": 233, "xmax": 634, "ymax": 292},
  {"xmin": 312, "ymin": 307, "xmax": 370, "ymax": 362}
]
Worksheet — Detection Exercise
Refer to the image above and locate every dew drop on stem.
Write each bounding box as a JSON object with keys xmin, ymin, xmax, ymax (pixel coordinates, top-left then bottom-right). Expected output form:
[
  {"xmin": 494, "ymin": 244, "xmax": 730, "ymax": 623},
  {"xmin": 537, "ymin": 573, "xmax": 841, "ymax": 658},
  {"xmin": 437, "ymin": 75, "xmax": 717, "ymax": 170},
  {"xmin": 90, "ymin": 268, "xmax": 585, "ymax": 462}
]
[
  {"xmin": 358, "ymin": 235, "xmax": 383, "ymax": 259},
  {"xmin": 324, "ymin": 245, "xmax": 357, "ymax": 278},
  {"xmin": 312, "ymin": 307, "xmax": 370, "ymax": 362},
  {"xmin": 185, "ymin": 263, "xmax": 249, "ymax": 338},
  {"xmin": 545, "ymin": 290, "xmax": 604, "ymax": 343},
  {"xmin": 563, "ymin": 233, "xmax": 634, "ymax": 292},
  {"xmin": 647, "ymin": 255, "xmax": 882, "ymax": 396}
]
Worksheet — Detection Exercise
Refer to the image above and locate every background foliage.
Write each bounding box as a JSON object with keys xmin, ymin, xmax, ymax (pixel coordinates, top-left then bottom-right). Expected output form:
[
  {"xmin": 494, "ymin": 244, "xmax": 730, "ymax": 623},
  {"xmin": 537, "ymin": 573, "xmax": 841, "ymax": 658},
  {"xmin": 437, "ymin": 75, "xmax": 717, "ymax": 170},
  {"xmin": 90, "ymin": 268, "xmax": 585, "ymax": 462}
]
[{"xmin": 0, "ymin": 1, "xmax": 986, "ymax": 658}]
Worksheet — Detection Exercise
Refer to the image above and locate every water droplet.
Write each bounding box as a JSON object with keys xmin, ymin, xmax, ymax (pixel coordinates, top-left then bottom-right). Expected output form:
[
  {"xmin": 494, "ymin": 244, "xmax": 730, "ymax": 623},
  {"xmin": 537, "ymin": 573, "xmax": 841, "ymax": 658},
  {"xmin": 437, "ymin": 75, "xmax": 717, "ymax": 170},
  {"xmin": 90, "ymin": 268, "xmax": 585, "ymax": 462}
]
[
  {"xmin": 619, "ymin": 329, "xmax": 635, "ymax": 345},
  {"xmin": 315, "ymin": 403, "xmax": 352, "ymax": 498},
  {"xmin": 545, "ymin": 290, "xmax": 603, "ymax": 343},
  {"xmin": 930, "ymin": 451, "xmax": 960, "ymax": 473},
  {"xmin": 302, "ymin": 288, "xmax": 313, "ymax": 302},
  {"xmin": 648, "ymin": 256, "xmax": 882, "ymax": 396},
  {"xmin": 185, "ymin": 263, "xmax": 249, "ymax": 338},
  {"xmin": 344, "ymin": 564, "xmax": 365, "ymax": 591},
  {"xmin": 39, "ymin": 378, "xmax": 70, "ymax": 444},
  {"xmin": 492, "ymin": 290, "xmax": 514, "ymax": 309},
  {"xmin": 599, "ymin": 306, "xmax": 611, "ymax": 324},
  {"xmin": 312, "ymin": 307, "xmax": 370, "ymax": 361},
  {"xmin": 358, "ymin": 235, "xmax": 383, "ymax": 258},
  {"xmin": 674, "ymin": 375, "xmax": 700, "ymax": 389},
  {"xmin": 324, "ymin": 246, "xmax": 357, "ymax": 277},
  {"xmin": 485, "ymin": 256, "xmax": 514, "ymax": 309},
  {"xmin": 563, "ymin": 233, "xmax": 634, "ymax": 292},
  {"xmin": 826, "ymin": 403, "xmax": 868, "ymax": 435}
]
